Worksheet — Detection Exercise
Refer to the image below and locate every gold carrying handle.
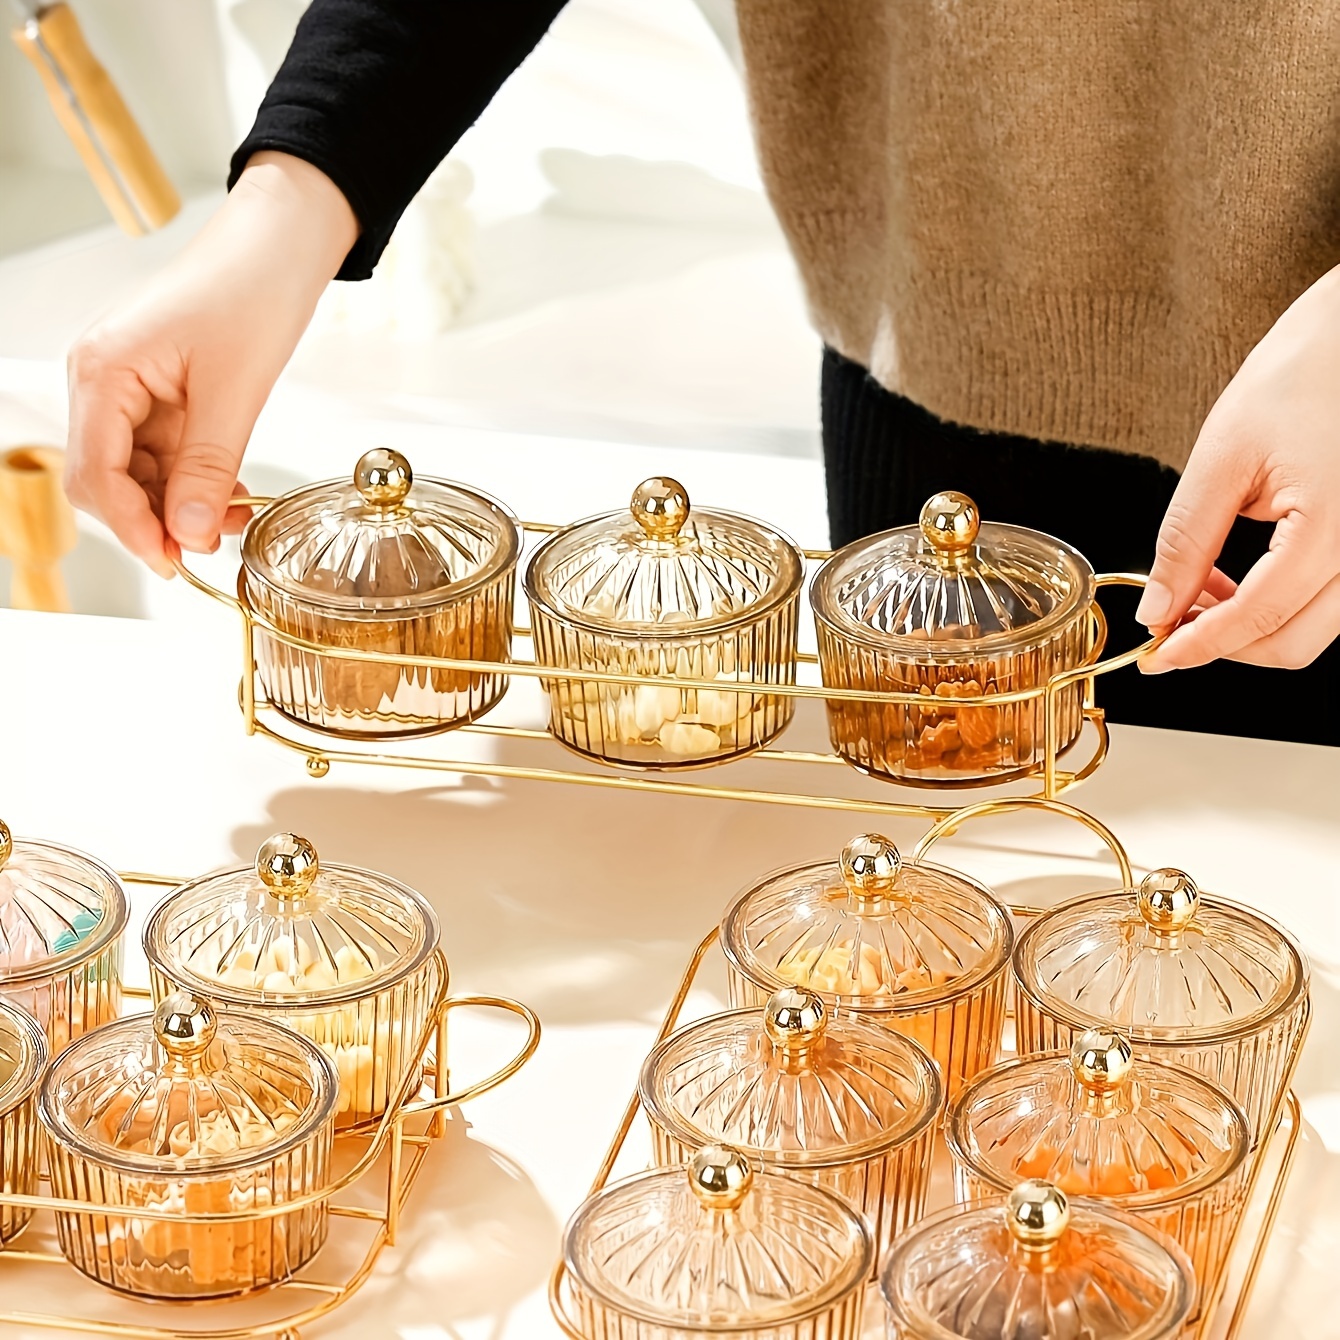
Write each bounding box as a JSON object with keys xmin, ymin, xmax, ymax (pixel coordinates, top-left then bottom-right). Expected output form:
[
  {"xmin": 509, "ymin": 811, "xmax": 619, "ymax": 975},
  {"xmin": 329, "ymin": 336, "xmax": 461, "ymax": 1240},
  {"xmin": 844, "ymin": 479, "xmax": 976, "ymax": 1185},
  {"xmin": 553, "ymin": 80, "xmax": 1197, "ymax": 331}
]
[
  {"xmin": 0, "ymin": 446, "xmax": 76, "ymax": 612},
  {"xmin": 11, "ymin": 2, "xmax": 180, "ymax": 235},
  {"xmin": 913, "ymin": 796, "xmax": 1134, "ymax": 906},
  {"xmin": 400, "ymin": 994, "xmax": 541, "ymax": 1117}
]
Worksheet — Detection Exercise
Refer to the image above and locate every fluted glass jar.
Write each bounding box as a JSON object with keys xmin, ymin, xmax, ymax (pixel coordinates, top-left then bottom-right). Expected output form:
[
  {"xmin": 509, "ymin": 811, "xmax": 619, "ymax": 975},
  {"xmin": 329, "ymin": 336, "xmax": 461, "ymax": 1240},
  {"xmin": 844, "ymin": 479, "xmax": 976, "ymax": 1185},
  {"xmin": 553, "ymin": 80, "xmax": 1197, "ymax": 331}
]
[
  {"xmin": 0, "ymin": 819, "xmax": 126, "ymax": 1050},
  {"xmin": 946, "ymin": 1028, "xmax": 1250, "ymax": 1316},
  {"xmin": 1013, "ymin": 868, "xmax": 1309, "ymax": 1140},
  {"xmin": 879, "ymin": 1180, "xmax": 1193, "ymax": 1340},
  {"xmin": 562, "ymin": 1146, "xmax": 871, "ymax": 1340},
  {"xmin": 811, "ymin": 492, "xmax": 1098, "ymax": 784},
  {"xmin": 0, "ymin": 998, "xmax": 45, "ymax": 1247},
  {"xmin": 40, "ymin": 992, "xmax": 337, "ymax": 1299},
  {"xmin": 721, "ymin": 834, "xmax": 1012, "ymax": 1096},
  {"xmin": 640, "ymin": 987, "xmax": 941, "ymax": 1266},
  {"xmin": 525, "ymin": 477, "xmax": 803, "ymax": 767},
  {"xmin": 242, "ymin": 448, "xmax": 520, "ymax": 737},
  {"xmin": 144, "ymin": 833, "xmax": 442, "ymax": 1128}
]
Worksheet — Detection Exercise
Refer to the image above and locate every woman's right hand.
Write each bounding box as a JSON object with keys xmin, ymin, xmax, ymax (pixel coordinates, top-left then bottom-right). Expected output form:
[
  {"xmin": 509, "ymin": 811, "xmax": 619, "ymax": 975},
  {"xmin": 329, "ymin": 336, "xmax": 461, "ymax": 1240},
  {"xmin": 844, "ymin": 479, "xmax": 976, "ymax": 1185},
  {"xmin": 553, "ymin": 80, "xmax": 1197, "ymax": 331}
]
[{"xmin": 64, "ymin": 152, "xmax": 359, "ymax": 576}]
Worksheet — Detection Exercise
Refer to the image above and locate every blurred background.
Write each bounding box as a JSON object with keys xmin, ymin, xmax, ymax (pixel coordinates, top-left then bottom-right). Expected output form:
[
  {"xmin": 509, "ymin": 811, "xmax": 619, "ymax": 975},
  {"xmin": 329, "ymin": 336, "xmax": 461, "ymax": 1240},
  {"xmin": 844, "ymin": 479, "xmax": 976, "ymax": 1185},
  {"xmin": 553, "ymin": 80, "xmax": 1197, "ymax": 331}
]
[{"xmin": 0, "ymin": 0, "xmax": 823, "ymax": 617}]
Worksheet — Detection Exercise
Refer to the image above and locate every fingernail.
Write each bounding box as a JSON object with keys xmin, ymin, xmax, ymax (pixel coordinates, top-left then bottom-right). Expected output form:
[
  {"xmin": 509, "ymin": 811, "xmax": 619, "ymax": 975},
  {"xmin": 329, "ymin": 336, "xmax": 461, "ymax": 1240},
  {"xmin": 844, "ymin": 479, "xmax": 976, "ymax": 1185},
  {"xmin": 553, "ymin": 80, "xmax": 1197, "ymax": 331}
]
[
  {"xmin": 1135, "ymin": 579, "xmax": 1172, "ymax": 628},
  {"xmin": 171, "ymin": 501, "xmax": 217, "ymax": 549},
  {"xmin": 1138, "ymin": 657, "xmax": 1174, "ymax": 675}
]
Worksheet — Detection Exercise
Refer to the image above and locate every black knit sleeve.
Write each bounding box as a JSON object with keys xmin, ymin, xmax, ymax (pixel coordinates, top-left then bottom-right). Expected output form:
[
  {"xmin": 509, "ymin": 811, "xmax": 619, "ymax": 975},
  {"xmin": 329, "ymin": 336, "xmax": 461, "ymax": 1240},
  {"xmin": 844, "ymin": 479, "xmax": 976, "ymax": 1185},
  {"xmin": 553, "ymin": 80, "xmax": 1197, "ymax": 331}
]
[{"xmin": 227, "ymin": 0, "xmax": 568, "ymax": 280}]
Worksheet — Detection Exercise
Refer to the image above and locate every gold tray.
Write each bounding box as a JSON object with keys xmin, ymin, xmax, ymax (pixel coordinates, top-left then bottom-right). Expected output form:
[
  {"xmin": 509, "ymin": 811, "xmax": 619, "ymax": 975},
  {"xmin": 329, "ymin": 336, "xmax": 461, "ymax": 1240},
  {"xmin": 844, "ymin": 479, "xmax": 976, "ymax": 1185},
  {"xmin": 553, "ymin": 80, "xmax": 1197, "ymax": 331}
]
[
  {"xmin": 0, "ymin": 875, "xmax": 541, "ymax": 1340},
  {"xmin": 548, "ymin": 798, "xmax": 1308, "ymax": 1340},
  {"xmin": 179, "ymin": 515, "xmax": 1162, "ymax": 821}
]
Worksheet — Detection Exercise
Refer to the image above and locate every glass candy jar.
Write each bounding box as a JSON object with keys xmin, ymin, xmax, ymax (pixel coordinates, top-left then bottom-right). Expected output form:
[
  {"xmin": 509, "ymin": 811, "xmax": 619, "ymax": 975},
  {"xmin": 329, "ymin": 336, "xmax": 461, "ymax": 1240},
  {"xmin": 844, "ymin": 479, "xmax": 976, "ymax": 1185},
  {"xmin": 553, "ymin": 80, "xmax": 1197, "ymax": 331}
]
[
  {"xmin": 810, "ymin": 492, "xmax": 1098, "ymax": 784},
  {"xmin": 561, "ymin": 1145, "xmax": 871, "ymax": 1340},
  {"xmin": 1013, "ymin": 868, "xmax": 1309, "ymax": 1139},
  {"xmin": 879, "ymin": 1179, "xmax": 1193, "ymax": 1340},
  {"xmin": 40, "ymin": 992, "xmax": 337, "ymax": 1299},
  {"xmin": 639, "ymin": 987, "xmax": 941, "ymax": 1266},
  {"xmin": 722, "ymin": 834, "xmax": 1012, "ymax": 1096},
  {"xmin": 144, "ymin": 833, "xmax": 442, "ymax": 1128},
  {"xmin": 0, "ymin": 819, "xmax": 126, "ymax": 1049},
  {"xmin": 525, "ymin": 477, "xmax": 803, "ymax": 767},
  {"xmin": 241, "ymin": 448, "xmax": 520, "ymax": 737},
  {"xmin": 947, "ymin": 1028, "xmax": 1250, "ymax": 1314},
  {"xmin": 0, "ymin": 998, "xmax": 45, "ymax": 1246}
]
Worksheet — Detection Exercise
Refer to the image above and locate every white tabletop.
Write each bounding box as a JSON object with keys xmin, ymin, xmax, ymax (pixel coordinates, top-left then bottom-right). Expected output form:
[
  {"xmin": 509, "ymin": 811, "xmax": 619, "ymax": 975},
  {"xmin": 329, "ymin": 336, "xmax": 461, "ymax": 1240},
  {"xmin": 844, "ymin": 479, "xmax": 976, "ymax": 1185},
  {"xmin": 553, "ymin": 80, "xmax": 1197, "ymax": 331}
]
[{"xmin": 1, "ymin": 601, "xmax": 1338, "ymax": 1340}]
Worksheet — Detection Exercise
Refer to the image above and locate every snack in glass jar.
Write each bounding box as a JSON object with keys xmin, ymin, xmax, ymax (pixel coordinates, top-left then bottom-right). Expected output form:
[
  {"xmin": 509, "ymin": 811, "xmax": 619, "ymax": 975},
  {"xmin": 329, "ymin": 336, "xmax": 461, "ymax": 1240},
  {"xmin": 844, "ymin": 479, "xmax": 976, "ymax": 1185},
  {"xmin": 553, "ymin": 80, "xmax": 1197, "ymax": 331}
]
[
  {"xmin": 0, "ymin": 818, "xmax": 126, "ymax": 1051},
  {"xmin": 241, "ymin": 448, "xmax": 520, "ymax": 737},
  {"xmin": 562, "ymin": 1145, "xmax": 871, "ymax": 1340},
  {"xmin": 810, "ymin": 491, "xmax": 1099, "ymax": 783},
  {"xmin": 1013, "ymin": 867, "xmax": 1309, "ymax": 1140},
  {"xmin": 143, "ymin": 833, "xmax": 442, "ymax": 1128},
  {"xmin": 639, "ymin": 986, "xmax": 941, "ymax": 1267},
  {"xmin": 525, "ymin": 477, "xmax": 803, "ymax": 767},
  {"xmin": 40, "ymin": 991, "xmax": 337, "ymax": 1299},
  {"xmin": 721, "ymin": 833, "xmax": 1012, "ymax": 1096},
  {"xmin": 946, "ymin": 1027, "xmax": 1250, "ymax": 1315},
  {"xmin": 879, "ymin": 1179, "xmax": 1194, "ymax": 1340},
  {"xmin": 0, "ymin": 997, "xmax": 45, "ymax": 1247}
]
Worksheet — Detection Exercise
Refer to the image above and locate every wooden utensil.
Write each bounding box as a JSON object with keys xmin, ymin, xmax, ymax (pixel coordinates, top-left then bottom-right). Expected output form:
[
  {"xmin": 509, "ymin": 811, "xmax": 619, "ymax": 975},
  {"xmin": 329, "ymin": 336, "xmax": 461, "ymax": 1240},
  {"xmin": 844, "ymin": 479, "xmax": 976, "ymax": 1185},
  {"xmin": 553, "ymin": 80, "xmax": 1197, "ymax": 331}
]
[
  {"xmin": 0, "ymin": 446, "xmax": 77, "ymax": 612},
  {"xmin": 10, "ymin": 0, "xmax": 180, "ymax": 235}
]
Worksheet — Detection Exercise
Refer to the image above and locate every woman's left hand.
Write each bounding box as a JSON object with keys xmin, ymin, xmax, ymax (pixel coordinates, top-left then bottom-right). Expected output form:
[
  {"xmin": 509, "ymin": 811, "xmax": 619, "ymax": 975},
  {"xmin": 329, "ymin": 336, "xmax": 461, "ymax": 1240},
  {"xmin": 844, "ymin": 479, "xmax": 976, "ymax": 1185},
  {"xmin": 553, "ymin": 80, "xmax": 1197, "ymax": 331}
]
[{"xmin": 1137, "ymin": 264, "xmax": 1340, "ymax": 672}]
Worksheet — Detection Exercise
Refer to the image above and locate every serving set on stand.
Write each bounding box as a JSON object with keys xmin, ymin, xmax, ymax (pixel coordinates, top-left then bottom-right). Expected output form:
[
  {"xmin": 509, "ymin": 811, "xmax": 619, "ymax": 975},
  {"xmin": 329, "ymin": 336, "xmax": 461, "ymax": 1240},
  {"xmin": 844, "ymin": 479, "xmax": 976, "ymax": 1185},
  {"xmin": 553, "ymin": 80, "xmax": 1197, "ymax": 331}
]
[{"xmin": 0, "ymin": 449, "xmax": 1309, "ymax": 1337}]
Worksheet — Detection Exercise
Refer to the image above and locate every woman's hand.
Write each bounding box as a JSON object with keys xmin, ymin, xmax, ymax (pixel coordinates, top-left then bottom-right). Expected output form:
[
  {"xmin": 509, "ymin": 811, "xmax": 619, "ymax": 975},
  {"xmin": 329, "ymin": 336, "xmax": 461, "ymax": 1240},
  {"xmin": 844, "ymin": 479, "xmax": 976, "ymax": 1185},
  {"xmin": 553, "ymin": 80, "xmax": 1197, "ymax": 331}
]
[
  {"xmin": 1137, "ymin": 265, "xmax": 1340, "ymax": 672},
  {"xmin": 64, "ymin": 152, "xmax": 358, "ymax": 576}
]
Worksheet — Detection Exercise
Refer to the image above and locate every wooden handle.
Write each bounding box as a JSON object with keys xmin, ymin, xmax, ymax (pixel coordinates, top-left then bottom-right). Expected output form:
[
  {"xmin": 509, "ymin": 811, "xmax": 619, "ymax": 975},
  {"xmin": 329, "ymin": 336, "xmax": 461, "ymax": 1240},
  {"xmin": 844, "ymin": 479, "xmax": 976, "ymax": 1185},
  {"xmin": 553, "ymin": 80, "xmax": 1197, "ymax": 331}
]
[
  {"xmin": 11, "ymin": 3, "xmax": 180, "ymax": 235},
  {"xmin": 0, "ymin": 447, "xmax": 77, "ymax": 613}
]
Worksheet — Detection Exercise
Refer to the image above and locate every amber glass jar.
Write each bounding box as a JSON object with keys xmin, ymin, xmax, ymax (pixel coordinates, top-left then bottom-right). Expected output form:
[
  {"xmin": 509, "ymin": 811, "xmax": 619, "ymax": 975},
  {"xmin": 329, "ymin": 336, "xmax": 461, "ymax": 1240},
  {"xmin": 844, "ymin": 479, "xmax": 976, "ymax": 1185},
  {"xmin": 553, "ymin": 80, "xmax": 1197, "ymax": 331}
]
[
  {"xmin": 811, "ymin": 492, "xmax": 1098, "ymax": 784},
  {"xmin": 640, "ymin": 987, "xmax": 941, "ymax": 1266},
  {"xmin": 526, "ymin": 477, "xmax": 803, "ymax": 767},
  {"xmin": 722, "ymin": 833, "xmax": 1012, "ymax": 1096},
  {"xmin": 41, "ymin": 992, "xmax": 337, "ymax": 1299},
  {"xmin": 242, "ymin": 448, "xmax": 520, "ymax": 737}
]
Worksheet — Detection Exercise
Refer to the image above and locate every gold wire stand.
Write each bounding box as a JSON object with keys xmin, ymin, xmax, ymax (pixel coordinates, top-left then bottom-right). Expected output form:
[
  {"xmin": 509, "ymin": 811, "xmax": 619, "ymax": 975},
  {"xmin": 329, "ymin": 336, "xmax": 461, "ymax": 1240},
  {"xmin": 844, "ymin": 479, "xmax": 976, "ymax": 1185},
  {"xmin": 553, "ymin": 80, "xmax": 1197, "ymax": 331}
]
[
  {"xmin": 177, "ymin": 520, "xmax": 1163, "ymax": 821},
  {"xmin": 547, "ymin": 798, "xmax": 1308, "ymax": 1340},
  {"xmin": 0, "ymin": 875, "xmax": 542, "ymax": 1340}
]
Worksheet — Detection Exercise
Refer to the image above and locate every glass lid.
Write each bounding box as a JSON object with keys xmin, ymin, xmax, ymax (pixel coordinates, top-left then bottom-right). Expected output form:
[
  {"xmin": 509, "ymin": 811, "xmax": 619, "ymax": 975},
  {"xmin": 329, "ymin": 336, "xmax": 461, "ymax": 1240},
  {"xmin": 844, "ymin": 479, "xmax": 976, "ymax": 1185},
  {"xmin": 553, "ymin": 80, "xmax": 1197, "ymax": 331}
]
[
  {"xmin": 811, "ymin": 491, "xmax": 1095, "ymax": 652},
  {"xmin": 721, "ymin": 834, "xmax": 1013, "ymax": 1011},
  {"xmin": 880, "ymin": 1180, "xmax": 1193, "ymax": 1340},
  {"xmin": 564, "ymin": 1146, "xmax": 871, "ymax": 1330},
  {"xmin": 143, "ymin": 833, "xmax": 440, "ymax": 1008},
  {"xmin": 241, "ymin": 448, "xmax": 521, "ymax": 612},
  {"xmin": 1014, "ymin": 869, "xmax": 1308, "ymax": 1044},
  {"xmin": 524, "ymin": 476, "xmax": 803, "ymax": 634},
  {"xmin": 947, "ymin": 1029, "xmax": 1249, "ymax": 1206},
  {"xmin": 0, "ymin": 819, "xmax": 128, "ymax": 986},
  {"xmin": 39, "ymin": 991, "xmax": 338, "ymax": 1174},
  {"xmin": 640, "ymin": 988, "xmax": 941, "ymax": 1166},
  {"xmin": 0, "ymin": 996, "xmax": 46, "ymax": 1117}
]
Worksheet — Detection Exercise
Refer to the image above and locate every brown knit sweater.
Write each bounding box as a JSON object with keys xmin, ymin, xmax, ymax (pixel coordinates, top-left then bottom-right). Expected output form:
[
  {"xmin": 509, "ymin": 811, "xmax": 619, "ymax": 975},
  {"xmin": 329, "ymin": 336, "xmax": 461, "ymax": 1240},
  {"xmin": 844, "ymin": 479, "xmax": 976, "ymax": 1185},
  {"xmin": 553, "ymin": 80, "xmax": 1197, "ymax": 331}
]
[{"xmin": 734, "ymin": 1, "xmax": 1340, "ymax": 470}]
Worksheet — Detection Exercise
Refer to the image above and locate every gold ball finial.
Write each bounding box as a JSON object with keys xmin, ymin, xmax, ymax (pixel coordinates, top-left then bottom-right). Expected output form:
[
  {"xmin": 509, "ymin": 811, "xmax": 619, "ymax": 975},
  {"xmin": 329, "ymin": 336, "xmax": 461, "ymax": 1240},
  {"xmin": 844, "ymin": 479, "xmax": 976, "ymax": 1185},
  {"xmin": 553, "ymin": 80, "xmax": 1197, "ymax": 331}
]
[
  {"xmin": 1138, "ymin": 868, "xmax": 1199, "ymax": 934},
  {"xmin": 256, "ymin": 833, "xmax": 319, "ymax": 898},
  {"xmin": 354, "ymin": 448, "xmax": 413, "ymax": 507},
  {"xmin": 0, "ymin": 819, "xmax": 10, "ymax": 872},
  {"xmin": 919, "ymin": 491, "xmax": 980, "ymax": 553},
  {"xmin": 1070, "ymin": 1028, "xmax": 1134, "ymax": 1093},
  {"xmin": 630, "ymin": 477, "xmax": 690, "ymax": 541},
  {"xmin": 1006, "ymin": 1179, "xmax": 1071, "ymax": 1250},
  {"xmin": 153, "ymin": 990, "xmax": 218, "ymax": 1056},
  {"xmin": 688, "ymin": 1145, "xmax": 754, "ymax": 1211},
  {"xmin": 763, "ymin": 987, "xmax": 827, "ymax": 1051},
  {"xmin": 840, "ymin": 833, "xmax": 902, "ymax": 898}
]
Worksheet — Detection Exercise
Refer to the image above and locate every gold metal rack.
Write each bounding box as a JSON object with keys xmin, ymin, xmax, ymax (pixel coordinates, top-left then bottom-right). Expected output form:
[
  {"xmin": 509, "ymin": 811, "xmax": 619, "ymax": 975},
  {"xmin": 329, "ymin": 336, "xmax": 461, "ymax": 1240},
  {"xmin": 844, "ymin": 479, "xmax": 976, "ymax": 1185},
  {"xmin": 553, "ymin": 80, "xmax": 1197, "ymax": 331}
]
[
  {"xmin": 547, "ymin": 798, "xmax": 1309, "ymax": 1340},
  {"xmin": 176, "ymin": 520, "xmax": 1160, "ymax": 821},
  {"xmin": 0, "ymin": 874, "xmax": 542, "ymax": 1340}
]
